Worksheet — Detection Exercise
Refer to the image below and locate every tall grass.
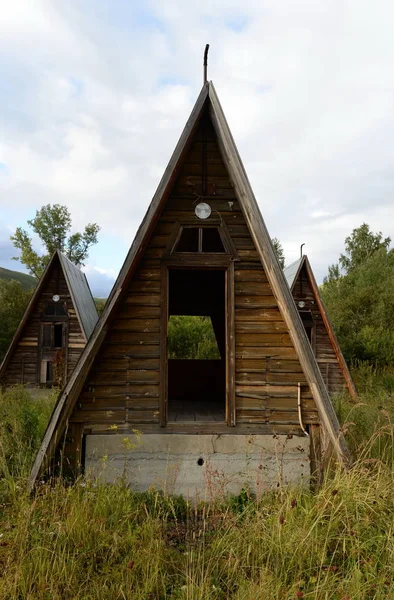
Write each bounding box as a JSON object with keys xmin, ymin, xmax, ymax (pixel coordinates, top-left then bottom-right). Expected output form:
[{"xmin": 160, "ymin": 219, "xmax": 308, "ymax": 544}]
[
  {"xmin": 334, "ymin": 362, "xmax": 394, "ymax": 463},
  {"xmin": 0, "ymin": 372, "xmax": 394, "ymax": 599},
  {"xmin": 1, "ymin": 463, "xmax": 394, "ymax": 599},
  {"xmin": 0, "ymin": 386, "xmax": 55, "ymax": 482}
]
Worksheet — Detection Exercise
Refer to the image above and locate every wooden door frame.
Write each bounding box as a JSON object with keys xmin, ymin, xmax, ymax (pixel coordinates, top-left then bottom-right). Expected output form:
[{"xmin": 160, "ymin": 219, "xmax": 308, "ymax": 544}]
[
  {"xmin": 38, "ymin": 318, "xmax": 69, "ymax": 385},
  {"xmin": 299, "ymin": 310, "xmax": 316, "ymax": 356},
  {"xmin": 159, "ymin": 261, "xmax": 236, "ymax": 427}
]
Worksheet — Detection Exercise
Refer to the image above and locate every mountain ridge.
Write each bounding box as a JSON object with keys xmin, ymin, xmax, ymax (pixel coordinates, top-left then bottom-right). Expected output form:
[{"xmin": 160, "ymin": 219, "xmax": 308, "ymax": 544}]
[{"xmin": 0, "ymin": 266, "xmax": 37, "ymax": 290}]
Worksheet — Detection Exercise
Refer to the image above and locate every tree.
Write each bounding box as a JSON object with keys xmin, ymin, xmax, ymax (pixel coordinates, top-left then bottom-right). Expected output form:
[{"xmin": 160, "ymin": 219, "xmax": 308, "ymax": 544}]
[
  {"xmin": 339, "ymin": 223, "xmax": 391, "ymax": 274},
  {"xmin": 168, "ymin": 316, "xmax": 220, "ymax": 359},
  {"xmin": 11, "ymin": 204, "xmax": 100, "ymax": 278},
  {"xmin": 0, "ymin": 280, "xmax": 32, "ymax": 362},
  {"xmin": 324, "ymin": 263, "xmax": 341, "ymax": 284},
  {"xmin": 321, "ymin": 225, "xmax": 394, "ymax": 366},
  {"xmin": 272, "ymin": 238, "xmax": 285, "ymax": 269}
]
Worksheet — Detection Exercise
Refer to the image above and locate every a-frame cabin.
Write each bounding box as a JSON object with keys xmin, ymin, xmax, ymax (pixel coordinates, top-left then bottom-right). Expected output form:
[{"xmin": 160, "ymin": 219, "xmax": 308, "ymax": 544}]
[
  {"xmin": 30, "ymin": 83, "xmax": 349, "ymax": 497},
  {"xmin": 0, "ymin": 250, "xmax": 98, "ymax": 388},
  {"xmin": 284, "ymin": 255, "xmax": 356, "ymax": 399}
]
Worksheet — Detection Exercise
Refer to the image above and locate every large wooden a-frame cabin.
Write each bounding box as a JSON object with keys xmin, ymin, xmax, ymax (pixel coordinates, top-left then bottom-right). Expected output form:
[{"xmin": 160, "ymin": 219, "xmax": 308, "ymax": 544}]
[
  {"xmin": 30, "ymin": 82, "xmax": 349, "ymax": 497},
  {"xmin": 284, "ymin": 255, "xmax": 356, "ymax": 398},
  {"xmin": 0, "ymin": 250, "xmax": 98, "ymax": 388}
]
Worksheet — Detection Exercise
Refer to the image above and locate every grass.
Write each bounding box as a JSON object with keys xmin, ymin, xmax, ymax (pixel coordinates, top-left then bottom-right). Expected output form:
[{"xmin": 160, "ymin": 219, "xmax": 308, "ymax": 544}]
[
  {"xmin": 0, "ymin": 370, "xmax": 394, "ymax": 599},
  {"xmin": 334, "ymin": 362, "xmax": 394, "ymax": 462}
]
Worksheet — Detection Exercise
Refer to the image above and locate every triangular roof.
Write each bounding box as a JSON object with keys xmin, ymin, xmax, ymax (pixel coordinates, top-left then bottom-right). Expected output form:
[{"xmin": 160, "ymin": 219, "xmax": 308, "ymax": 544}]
[
  {"xmin": 0, "ymin": 250, "xmax": 98, "ymax": 382},
  {"xmin": 57, "ymin": 253, "xmax": 98, "ymax": 339},
  {"xmin": 284, "ymin": 256, "xmax": 305, "ymax": 290},
  {"xmin": 284, "ymin": 255, "xmax": 357, "ymax": 399},
  {"xmin": 29, "ymin": 82, "xmax": 350, "ymax": 489}
]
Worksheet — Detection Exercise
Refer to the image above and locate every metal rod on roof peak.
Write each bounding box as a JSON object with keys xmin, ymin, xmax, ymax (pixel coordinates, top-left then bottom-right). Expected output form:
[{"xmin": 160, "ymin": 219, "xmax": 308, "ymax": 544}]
[
  {"xmin": 300, "ymin": 243, "xmax": 305, "ymax": 258},
  {"xmin": 203, "ymin": 44, "xmax": 210, "ymax": 84}
]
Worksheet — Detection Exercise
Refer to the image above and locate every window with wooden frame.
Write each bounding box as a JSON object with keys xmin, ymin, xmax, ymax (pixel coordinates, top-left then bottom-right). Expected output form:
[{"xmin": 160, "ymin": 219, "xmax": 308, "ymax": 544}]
[
  {"xmin": 45, "ymin": 303, "xmax": 67, "ymax": 317},
  {"xmin": 165, "ymin": 221, "xmax": 239, "ymax": 261},
  {"xmin": 41, "ymin": 322, "xmax": 65, "ymax": 349},
  {"xmin": 174, "ymin": 226, "xmax": 225, "ymax": 253}
]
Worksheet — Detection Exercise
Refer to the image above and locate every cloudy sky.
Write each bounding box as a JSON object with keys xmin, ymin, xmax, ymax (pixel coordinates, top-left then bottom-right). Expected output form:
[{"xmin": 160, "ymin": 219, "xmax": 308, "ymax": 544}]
[{"xmin": 1, "ymin": 0, "xmax": 394, "ymax": 296}]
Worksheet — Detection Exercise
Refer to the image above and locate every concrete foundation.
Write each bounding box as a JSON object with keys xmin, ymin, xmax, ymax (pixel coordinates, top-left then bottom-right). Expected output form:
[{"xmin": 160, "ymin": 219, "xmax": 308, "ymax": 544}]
[{"xmin": 85, "ymin": 433, "xmax": 310, "ymax": 500}]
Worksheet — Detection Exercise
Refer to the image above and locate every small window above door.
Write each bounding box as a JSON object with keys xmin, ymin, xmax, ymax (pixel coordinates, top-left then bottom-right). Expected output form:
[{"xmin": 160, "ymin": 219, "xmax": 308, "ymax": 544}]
[
  {"xmin": 175, "ymin": 228, "xmax": 200, "ymax": 252},
  {"xmin": 45, "ymin": 302, "xmax": 67, "ymax": 316},
  {"xmin": 173, "ymin": 227, "xmax": 225, "ymax": 254}
]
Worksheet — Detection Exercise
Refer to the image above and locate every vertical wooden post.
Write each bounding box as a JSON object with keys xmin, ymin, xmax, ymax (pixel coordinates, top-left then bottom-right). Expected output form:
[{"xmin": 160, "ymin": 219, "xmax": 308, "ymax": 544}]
[
  {"xmin": 310, "ymin": 424, "xmax": 323, "ymax": 489},
  {"xmin": 311, "ymin": 324, "xmax": 316, "ymax": 356},
  {"xmin": 227, "ymin": 262, "xmax": 236, "ymax": 426},
  {"xmin": 64, "ymin": 320, "xmax": 69, "ymax": 384},
  {"xmin": 159, "ymin": 265, "xmax": 168, "ymax": 426},
  {"xmin": 68, "ymin": 422, "xmax": 84, "ymax": 477}
]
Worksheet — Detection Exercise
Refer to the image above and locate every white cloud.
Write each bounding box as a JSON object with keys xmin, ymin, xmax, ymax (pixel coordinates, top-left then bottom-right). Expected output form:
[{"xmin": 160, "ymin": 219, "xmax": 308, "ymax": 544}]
[
  {"xmin": 1, "ymin": 0, "xmax": 394, "ymax": 289},
  {"xmin": 81, "ymin": 265, "xmax": 116, "ymax": 297}
]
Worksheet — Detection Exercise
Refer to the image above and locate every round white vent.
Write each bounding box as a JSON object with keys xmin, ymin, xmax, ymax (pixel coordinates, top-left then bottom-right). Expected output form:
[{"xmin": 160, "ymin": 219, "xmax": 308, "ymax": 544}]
[{"xmin": 195, "ymin": 202, "xmax": 211, "ymax": 220}]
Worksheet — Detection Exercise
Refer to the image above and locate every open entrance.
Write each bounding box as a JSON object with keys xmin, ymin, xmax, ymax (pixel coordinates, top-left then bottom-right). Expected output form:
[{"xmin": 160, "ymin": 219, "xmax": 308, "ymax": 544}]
[
  {"xmin": 167, "ymin": 269, "xmax": 226, "ymax": 422},
  {"xmin": 39, "ymin": 302, "xmax": 68, "ymax": 385}
]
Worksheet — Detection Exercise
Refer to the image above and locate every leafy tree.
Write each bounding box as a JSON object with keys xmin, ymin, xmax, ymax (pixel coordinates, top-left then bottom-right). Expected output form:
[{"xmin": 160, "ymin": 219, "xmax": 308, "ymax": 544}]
[
  {"xmin": 321, "ymin": 225, "xmax": 394, "ymax": 366},
  {"xmin": 11, "ymin": 204, "xmax": 100, "ymax": 278},
  {"xmin": 324, "ymin": 262, "xmax": 341, "ymax": 284},
  {"xmin": 0, "ymin": 280, "xmax": 32, "ymax": 362},
  {"xmin": 340, "ymin": 223, "xmax": 390, "ymax": 273},
  {"xmin": 168, "ymin": 316, "xmax": 220, "ymax": 359},
  {"xmin": 272, "ymin": 238, "xmax": 285, "ymax": 269}
]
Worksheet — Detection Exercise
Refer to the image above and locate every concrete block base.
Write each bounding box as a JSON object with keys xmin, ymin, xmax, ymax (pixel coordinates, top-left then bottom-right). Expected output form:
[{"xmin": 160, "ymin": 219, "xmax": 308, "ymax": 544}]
[{"xmin": 85, "ymin": 433, "xmax": 310, "ymax": 500}]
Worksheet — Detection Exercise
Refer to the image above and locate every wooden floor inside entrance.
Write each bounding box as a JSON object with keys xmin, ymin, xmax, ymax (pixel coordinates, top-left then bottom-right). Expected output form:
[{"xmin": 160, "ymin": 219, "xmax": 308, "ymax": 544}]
[{"xmin": 168, "ymin": 401, "xmax": 225, "ymax": 423}]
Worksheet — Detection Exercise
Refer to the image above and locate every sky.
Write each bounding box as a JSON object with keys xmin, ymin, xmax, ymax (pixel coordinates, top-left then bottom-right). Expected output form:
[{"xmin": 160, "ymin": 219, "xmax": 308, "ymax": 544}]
[{"xmin": 1, "ymin": 0, "xmax": 394, "ymax": 297}]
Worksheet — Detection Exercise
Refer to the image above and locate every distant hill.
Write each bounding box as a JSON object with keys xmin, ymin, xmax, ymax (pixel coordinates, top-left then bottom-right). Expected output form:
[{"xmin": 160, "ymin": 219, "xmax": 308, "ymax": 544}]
[{"xmin": 0, "ymin": 267, "xmax": 37, "ymax": 290}]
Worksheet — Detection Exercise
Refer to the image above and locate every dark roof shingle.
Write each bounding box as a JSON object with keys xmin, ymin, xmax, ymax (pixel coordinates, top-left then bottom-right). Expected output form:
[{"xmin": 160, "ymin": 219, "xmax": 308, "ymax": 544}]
[{"xmin": 58, "ymin": 252, "xmax": 98, "ymax": 339}]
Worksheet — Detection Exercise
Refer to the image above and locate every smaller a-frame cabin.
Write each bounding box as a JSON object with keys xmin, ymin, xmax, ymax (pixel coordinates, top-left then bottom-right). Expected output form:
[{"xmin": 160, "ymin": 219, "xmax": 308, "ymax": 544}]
[
  {"xmin": 29, "ymin": 82, "xmax": 350, "ymax": 498},
  {"xmin": 284, "ymin": 256, "xmax": 356, "ymax": 398},
  {"xmin": 0, "ymin": 251, "xmax": 98, "ymax": 388}
]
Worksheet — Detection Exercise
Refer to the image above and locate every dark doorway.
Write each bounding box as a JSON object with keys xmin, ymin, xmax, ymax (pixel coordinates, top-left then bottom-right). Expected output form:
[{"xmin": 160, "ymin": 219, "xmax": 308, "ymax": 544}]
[
  {"xmin": 299, "ymin": 311, "xmax": 315, "ymax": 353},
  {"xmin": 167, "ymin": 269, "xmax": 226, "ymax": 422}
]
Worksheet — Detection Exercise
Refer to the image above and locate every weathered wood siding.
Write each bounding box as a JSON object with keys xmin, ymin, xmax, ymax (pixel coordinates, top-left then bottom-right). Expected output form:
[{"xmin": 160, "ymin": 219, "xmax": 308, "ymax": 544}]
[
  {"xmin": 292, "ymin": 264, "xmax": 346, "ymax": 394},
  {"xmin": 69, "ymin": 109, "xmax": 320, "ymax": 442},
  {"xmin": 2, "ymin": 259, "xmax": 86, "ymax": 386}
]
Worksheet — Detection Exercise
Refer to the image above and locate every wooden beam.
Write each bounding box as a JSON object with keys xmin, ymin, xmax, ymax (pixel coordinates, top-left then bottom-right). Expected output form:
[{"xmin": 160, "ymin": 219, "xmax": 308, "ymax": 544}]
[
  {"xmin": 309, "ymin": 424, "xmax": 323, "ymax": 489},
  {"xmin": 159, "ymin": 265, "xmax": 168, "ymax": 427},
  {"xmin": 227, "ymin": 261, "xmax": 236, "ymax": 426}
]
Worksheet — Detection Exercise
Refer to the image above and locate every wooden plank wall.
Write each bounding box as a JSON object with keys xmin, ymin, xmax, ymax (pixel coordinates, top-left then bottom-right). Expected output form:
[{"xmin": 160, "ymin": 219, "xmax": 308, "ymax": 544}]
[
  {"xmin": 70, "ymin": 110, "xmax": 320, "ymax": 441},
  {"xmin": 292, "ymin": 265, "xmax": 346, "ymax": 394},
  {"xmin": 2, "ymin": 260, "xmax": 86, "ymax": 386}
]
